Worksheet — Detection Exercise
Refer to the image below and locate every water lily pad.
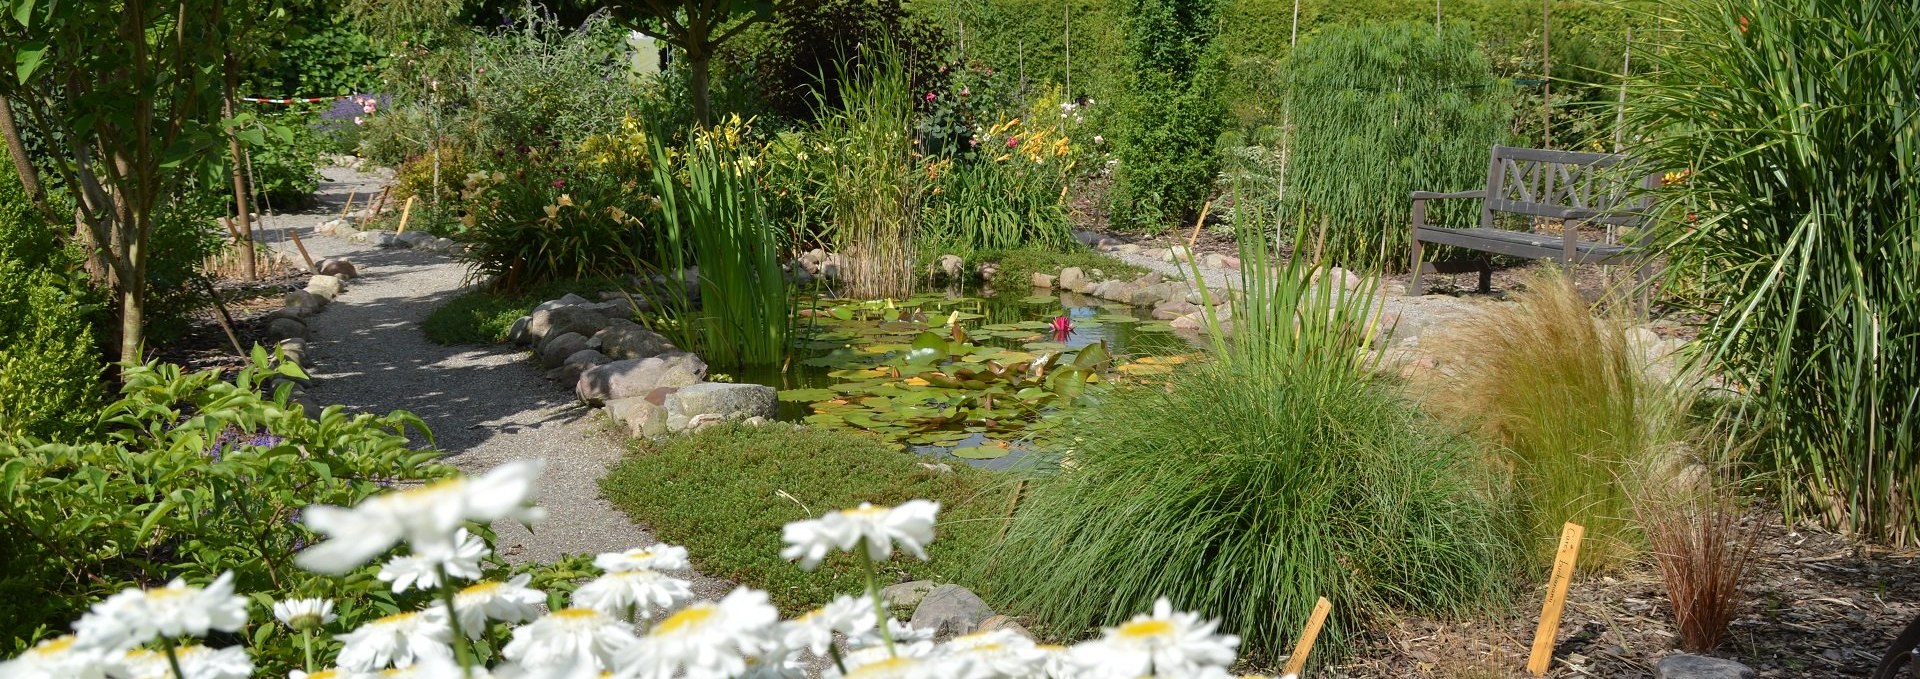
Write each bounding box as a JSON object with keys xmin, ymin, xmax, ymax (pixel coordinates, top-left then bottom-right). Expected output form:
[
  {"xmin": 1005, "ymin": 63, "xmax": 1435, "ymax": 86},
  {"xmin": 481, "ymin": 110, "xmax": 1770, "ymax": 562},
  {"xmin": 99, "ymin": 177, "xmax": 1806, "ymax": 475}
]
[
  {"xmin": 777, "ymin": 388, "xmax": 840, "ymax": 402},
  {"xmin": 951, "ymin": 444, "xmax": 1012, "ymax": 460}
]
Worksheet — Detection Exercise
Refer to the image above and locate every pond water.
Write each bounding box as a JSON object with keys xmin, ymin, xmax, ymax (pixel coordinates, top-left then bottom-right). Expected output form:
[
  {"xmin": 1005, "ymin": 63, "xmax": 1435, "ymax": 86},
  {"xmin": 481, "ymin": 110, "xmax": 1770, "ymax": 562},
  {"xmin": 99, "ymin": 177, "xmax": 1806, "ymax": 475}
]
[{"xmin": 721, "ymin": 286, "xmax": 1202, "ymax": 470}]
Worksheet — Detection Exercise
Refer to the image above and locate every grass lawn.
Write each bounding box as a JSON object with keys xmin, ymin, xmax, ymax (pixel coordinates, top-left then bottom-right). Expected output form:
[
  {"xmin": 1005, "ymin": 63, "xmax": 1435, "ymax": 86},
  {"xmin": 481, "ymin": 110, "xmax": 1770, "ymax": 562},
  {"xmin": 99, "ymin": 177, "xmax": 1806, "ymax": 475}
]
[
  {"xmin": 421, "ymin": 278, "xmax": 623, "ymax": 345},
  {"xmin": 600, "ymin": 423, "xmax": 1013, "ymax": 614}
]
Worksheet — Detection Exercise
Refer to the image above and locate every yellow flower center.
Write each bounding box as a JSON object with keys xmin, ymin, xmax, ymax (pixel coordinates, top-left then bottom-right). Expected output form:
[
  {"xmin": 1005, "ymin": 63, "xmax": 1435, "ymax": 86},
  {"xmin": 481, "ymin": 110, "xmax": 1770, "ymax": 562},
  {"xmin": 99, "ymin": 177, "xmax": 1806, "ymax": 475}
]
[
  {"xmin": 842, "ymin": 504, "xmax": 889, "ymax": 519},
  {"xmin": 374, "ymin": 611, "xmax": 418, "ymax": 625},
  {"xmin": 460, "ymin": 581, "xmax": 503, "ymax": 597},
  {"xmin": 1117, "ymin": 619, "xmax": 1174, "ymax": 640},
  {"xmin": 393, "ymin": 478, "xmax": 461, "ymax": 501},
  {"xmin": 32, "ymin": 636, "xmax": 77, "ymax": 656},
  {"xmin": 308, "ymin": 670, "xmax": 341, "ymax": 679},
  {"xmin": 848, "ymin": 657, "xmax": 918, "ymax": 677},
  {"xmin": 552, "ymin": 607, "xmax": 603, "ymax": 621},
  {"xmin": 653, "ymin": 605, "xmax": 716, "ymax": 635}
]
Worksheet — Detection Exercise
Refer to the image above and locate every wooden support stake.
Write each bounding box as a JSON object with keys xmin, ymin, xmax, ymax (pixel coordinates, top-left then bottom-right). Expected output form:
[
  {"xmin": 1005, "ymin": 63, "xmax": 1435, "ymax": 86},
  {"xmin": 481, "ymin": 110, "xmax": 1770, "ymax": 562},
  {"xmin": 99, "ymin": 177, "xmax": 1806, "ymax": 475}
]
[
  {"xmin": 197, "ymin": 275, "xmax": 247, "ymax": 357},
  {"xmin": 360, "ymin": 187, "xmax": 390, "ymax": 227},
  {"xmin": 1186, "ymin": 200, "xmax": 1214, "ymax": 250},
  {"xmin": 996, "ymin": 479, "xmax": 1029, "ymax": 541},
  {"xmin": 1282, "ymin": 596, "xmax": 1333, "ymax": 677},
  {"xmin": 338, "ymin": 190, "xmax": 357, "ymax": 220},
  {"xmin": 1527, "ymin": 522, "xmax": 1586, "ymax": 676},
  {"xmin": 396, "ymin": 195, "xmax": 418, "ymax": 234},
  {"xmin": 287, "ymin": 229, "xmax": 317, "ymax": 272}
]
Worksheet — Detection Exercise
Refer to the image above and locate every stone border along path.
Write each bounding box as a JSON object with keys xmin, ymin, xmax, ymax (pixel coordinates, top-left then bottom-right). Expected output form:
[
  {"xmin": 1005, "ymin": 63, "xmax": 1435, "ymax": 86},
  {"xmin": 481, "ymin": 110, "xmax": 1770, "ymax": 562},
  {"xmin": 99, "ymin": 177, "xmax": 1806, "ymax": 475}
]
[{"xmin": 257, "ymin": 165, "xmax": 730, "ymax": 600}]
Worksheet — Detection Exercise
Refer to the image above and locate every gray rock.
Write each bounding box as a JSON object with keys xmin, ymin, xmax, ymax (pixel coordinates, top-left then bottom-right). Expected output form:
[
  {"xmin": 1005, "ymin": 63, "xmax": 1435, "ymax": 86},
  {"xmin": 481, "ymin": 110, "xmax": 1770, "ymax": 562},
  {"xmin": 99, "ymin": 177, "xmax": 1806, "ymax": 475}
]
[
  {"xmin": 1655, "ymin": 654, "xmax": 1755, "ymax": 679},
  {"xmin": 880, "ymin": 580, "xmax": 939, "ymax": 609},
  {"xmin": 1153, "ymin": 300, "xmax": 1201, "ymax": 320},
  {"xmin": 268, "ymin": 318, "xmax": 308, "ymax": 342},
  {"xmin": 595, "ymin": 319, "xmax": 676, "ymax": 361},
  {"xmin": 395, "ymin": 230, "xmax": 435, "ymax": 248},
  {"xmin": 936, "ymin": 254, "xmax": 965, "ymax": 279},
  {"xmin": 584, "ymin": 299, "xmax": 643, "ymax": 319},
  {"xmin": 362, "ymin": 230, "xmax": 397, "ymax": 248},
  {"xmin": 665, "ymin": 382, "xmax": 777, "ymax": 431},
  {"xmin": 507, "ymin": 316, "xmax": 534, "ymax": 345},
  {"xmin": 265, "ymin": 306, "xmax": 310, "ymax": 322},
  {"xmin": 552, "ymin": 349, "xmax": 611, "ymax": 384},
  {"xmin": 315, "ymin": 258, "xmax": 358, "ymax": 279},
  {"xmin": 975, "ymin": 615, "xmax": 1035, "ymax": 641},
  {"xmin": 1136, "ymin": 271, "xmax": 1164, "ymax": 286},
  {"xmin": 534, "ymin": 293, "xmax": 593, "ymax": 313},
  {"xmin": 285, "ymin": 290, "xmax": 326, "ymax": 315},
  {"xmin": 539, "ymin": 332, "xmax": 590, "ymax": 368},
  {"xmin": 1116, "ymin": 243, "xmax": 1142, "ymax": 254},
  {"xmin": 577, "ymin": 354, "xmax": 708, "ymax": 405},
  {"xmin": 528, "ymin": 305, "xmax": 610, "ymax": 343},
  {"xmin": 1092, "ymin": 280, "xmax": 1133, "ymax": 302},
  {"xmin": 305, "ymin": 274, "xmax": 345, "ymax": 301},
  {"xmin": 333, "ymin": 223, "xmax": 361, "ymax": 239},
  {"xmin": 910, "ymin": 585, "xmax": 994, "ymax": 639},
  {"xmin": 1031, "ymin": 272, "xmax": 1056, "ymax": 289},
  {"xmin": 1058, "ymin": 267, "xmax": 1087, "ymax": 290},
  {"xmin": 686, "ymin": 413, "xmax": 727, "ymax": 431},
  {"xmin": 1129, "ymin": 282, "xmax": 1179, "ymax": 307},
  {"xmin": 1073, "ymin": 280, "xmax": 1098, "ymax": 295},
  {"xmin": 1164, "ymin": 245, "xmax": 1194, "ymax": 263},
  {"xmin": 607, "ymin": 395, "xmax": 669, "ymax": 437}
]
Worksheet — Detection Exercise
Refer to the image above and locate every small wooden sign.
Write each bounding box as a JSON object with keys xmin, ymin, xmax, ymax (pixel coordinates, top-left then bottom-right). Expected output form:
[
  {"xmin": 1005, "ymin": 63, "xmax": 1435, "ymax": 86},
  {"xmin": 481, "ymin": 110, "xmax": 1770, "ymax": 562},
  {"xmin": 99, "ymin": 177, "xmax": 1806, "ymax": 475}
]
[
  {"xmin": 1527, "ymin": 522, "xmax": 1586, "ymax": 676},
  {"xmin": 1282, "ymin": 596, "xmax": 1333, "ymax": 677},
  {"xmin": 396, "ymin": 196, "xmax": 418, "ymax": 234}
]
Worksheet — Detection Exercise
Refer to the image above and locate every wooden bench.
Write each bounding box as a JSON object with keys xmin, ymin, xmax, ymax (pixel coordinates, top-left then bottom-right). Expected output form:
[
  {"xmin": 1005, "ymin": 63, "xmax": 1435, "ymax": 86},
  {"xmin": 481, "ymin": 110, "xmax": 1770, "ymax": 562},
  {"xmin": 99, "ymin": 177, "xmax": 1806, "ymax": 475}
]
[{"xmin": 1408, "ymin": 145, "xmax": 1659, "ymax": 297}]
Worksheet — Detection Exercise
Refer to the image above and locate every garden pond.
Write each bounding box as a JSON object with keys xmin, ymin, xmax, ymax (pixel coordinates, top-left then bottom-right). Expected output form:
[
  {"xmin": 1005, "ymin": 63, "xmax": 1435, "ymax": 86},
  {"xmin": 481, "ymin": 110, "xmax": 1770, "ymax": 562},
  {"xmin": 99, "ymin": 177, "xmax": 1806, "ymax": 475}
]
[{"xmin": 721, "ymin": 289, "xmax": 1203, "ymax": 469}]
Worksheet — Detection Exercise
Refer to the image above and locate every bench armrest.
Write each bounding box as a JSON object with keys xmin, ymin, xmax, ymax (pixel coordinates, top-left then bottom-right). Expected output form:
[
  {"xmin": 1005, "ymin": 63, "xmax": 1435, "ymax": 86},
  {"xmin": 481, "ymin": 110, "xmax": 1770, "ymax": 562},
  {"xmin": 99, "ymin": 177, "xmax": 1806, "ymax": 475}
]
[{"xmin": 1410, "ymin": 190, "xmax": 1485, "ymax": 201}]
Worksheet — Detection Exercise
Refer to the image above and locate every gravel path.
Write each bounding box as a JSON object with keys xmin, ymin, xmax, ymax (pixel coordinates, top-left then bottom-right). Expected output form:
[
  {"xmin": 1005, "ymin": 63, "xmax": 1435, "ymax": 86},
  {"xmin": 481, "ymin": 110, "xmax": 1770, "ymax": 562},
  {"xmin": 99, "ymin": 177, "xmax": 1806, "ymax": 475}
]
[{"xmin": 259, "ymin": 166, "xmax": 729, "ymax": 598}]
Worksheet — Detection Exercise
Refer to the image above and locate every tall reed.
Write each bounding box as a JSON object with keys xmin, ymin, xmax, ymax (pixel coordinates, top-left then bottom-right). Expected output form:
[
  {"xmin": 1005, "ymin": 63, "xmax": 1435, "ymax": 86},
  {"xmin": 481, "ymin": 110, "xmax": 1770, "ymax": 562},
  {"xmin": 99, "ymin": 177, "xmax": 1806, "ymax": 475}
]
[
  {"xmin": 813, "ymin": 46, "xmax": 923, "ymax": 299},
  {"xmin": 1625, "ymin": 0, "xmax": 1920, "ymax": 545},
  {"xmin": 645, "ymin": 117, "xmax": 791, "ymax": 368}
]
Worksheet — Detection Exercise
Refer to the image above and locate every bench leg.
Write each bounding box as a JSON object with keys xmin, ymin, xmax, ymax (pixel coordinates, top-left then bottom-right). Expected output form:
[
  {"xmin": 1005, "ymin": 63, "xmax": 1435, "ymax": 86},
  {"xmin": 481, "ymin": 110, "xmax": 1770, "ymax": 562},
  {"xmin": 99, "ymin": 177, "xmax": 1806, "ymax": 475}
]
[
  {"xmin": 1408, "ymin": 236, "xmax": 1427, "ymax": 296},
  {"xmin": 1477, "ymin": 256, "xmax": 1493, "ymax": 294},
  {"xmin": 1634, "ymin": 262, "xmax": 1652, "ymax": 319}
]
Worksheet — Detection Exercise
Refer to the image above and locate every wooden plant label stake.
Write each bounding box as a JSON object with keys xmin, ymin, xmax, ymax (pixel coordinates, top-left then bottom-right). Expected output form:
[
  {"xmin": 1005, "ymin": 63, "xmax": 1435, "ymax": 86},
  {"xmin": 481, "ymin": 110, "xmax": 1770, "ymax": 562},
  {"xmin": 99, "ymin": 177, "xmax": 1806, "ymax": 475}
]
[
  {"xmin": 338, "ymin": 190, "xmax": 356, "ymax": 220},
  {"xmin": 1282, "ymin": 596, "xmax": 1333, "ymax": 677},
  {"xmin": 1527, "ymin": 522, "xmax": 1586, "ymax": 676},
  {"xmin": 396, "ymin": 195, "xmax": 418, "ymax": 234},
  {"xmin": 287, "ymin": 229, "xmax": 317, "ymax": 272}
]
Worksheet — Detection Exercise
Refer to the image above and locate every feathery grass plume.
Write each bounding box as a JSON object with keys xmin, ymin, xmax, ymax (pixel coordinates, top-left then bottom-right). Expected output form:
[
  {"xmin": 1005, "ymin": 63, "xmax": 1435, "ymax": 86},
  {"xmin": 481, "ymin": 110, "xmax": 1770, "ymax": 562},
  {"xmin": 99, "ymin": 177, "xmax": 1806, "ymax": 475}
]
[
  {"xmin": 812, "ymin": 43, "xmax": 924, "ymax": 299},
  {"xmin": 1429, "ymin": 269, "xmax": 1689, "ymax": 570},
  {"xmin": 1281, "ymin": 22, "xmax": 1512, "ymax": 271},
  {"xmin": 1634, "ymin": 451, "xmax": 1758, "ymax": 653},
  {"xmin": 1625, "ymin": 0, "xmax": 1920, "ymax": 545},
  {"xmin": 981, "ymin": 198, "xmax": 1516, "ymax": 665}
]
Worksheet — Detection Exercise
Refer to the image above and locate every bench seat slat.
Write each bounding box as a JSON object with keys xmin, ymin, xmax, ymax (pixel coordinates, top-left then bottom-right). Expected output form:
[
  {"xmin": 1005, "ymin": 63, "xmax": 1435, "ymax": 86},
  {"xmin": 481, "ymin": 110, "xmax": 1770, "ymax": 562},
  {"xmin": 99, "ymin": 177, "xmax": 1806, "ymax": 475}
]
[{"xmin": 1415, "ymin": 226, "xmax": 1633, "ymax": 264}]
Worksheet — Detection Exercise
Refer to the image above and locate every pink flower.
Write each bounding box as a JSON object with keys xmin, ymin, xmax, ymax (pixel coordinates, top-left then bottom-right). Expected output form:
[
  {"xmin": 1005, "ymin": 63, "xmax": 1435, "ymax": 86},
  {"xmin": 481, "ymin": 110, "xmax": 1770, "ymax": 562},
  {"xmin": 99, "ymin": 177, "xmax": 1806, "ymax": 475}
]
[
  {"xmin": 1051, "ymin": 316, "xmax": 1072, "ymax": 340},
  {"xmin": 960, "ymin": 86, "xmax": 971, "ymax": 96},
  {"xmin": 1007, "ymin": 137, "xmax": 1020, "ymax": 149},
  {"xmin": 363, "ymin": 104, "xmax": 375, "ymax": 114},
  {"xmin": 925, "ymin": 91, "xmax": 937, "ymax": 102},
  {"xmin": 552, "ymin": 180, "xmax": 566, "ymax": 188}
]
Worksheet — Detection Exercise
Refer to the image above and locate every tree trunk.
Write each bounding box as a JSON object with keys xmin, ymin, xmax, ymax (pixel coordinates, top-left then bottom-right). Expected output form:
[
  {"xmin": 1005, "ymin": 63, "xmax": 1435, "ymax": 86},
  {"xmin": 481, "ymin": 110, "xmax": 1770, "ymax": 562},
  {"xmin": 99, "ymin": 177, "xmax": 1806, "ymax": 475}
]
[
  {"xmin": 689, "ymin": 47, "xmax": 713, "ymax": 127},
  {"xmin": 223, "ymin": 55, "xmax": 257, "ymax": 281},
  {"xmin": 0, "ymin": 95, "xmax": 48, "ymax": 216}
]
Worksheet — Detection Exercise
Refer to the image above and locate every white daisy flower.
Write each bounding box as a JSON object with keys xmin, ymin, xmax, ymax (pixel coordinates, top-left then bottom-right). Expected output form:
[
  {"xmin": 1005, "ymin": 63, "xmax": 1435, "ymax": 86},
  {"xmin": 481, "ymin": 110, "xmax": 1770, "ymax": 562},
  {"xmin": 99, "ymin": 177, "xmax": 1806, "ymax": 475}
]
[
  {"xmin": 378, "ymin": 528, "xmax": 489, "ymax": 593},
  {"xmin": 779, "ymin": 500, "xmax": 939, "ymax": 570},
  {"xmin": 111, "ymin": 645, "xmax": 252, "ymax": 679},
  {"xmin": 272, "ymin": 598, "xmax": 337, "ymax": 631},
  {"xmin": 74, "ymin": 572, "xmax": 248, "ymax": 650},
  {"xmin": 615, "ymin": 588, "xmax": 779, "ymax": 679},
  {"xmin": 334, "ymin": 608, "xmax": 454, "ymax": 672},
  {"xmin": 847, "ymin": 618, "xmax": 934, "ymax": 651},
  {"xmin": 1067, "ymin": 598, "xmax": 1239, "ymax": 677},
  {"xmin": 827, "ymin": 641, "xmax": 940, "ymax": 678},
  {"xmin": 571, "ymin": 569, "xmax": 693, "ymax": 620},
  {"xmin": 943, "ymin": 629, "xmax": 1049, "ymax": 678},
  {"xmin": 451, "ymin": 574, "xmax": 546, "ymax": 637},
  {"xmin": 593, "ymin": 544, "xmax": 690, "ymax": 573},
  {"xmin": 296, "ymin": 460, "xmax": 545, "ymax": 575},
  {"xmin": 780, "ymin": 594, "xmax": 876, "ymax": 656},
  {"xmin": 289, "ymin": 669, "xmax": 374, "ymax": 679},
  {"xmin": 0, "ymin": 635, "xmax": 109, "ymax": 679},
  {"xmin": 501, "ymin": 607, "xmax": 637, "ymax": 673},
  {"xmin": 360, "ymin": 655, "xmax": 493, "ymax": 679}
]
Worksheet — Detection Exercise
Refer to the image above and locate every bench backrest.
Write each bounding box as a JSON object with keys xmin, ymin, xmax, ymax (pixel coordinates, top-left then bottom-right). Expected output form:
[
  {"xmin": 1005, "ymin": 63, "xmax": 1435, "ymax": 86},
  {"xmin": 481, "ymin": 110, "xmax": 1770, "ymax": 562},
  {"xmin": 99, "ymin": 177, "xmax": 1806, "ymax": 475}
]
[{"xmin": 1479, "ymin": 145, "xmax": 1659, "ymax": 229}]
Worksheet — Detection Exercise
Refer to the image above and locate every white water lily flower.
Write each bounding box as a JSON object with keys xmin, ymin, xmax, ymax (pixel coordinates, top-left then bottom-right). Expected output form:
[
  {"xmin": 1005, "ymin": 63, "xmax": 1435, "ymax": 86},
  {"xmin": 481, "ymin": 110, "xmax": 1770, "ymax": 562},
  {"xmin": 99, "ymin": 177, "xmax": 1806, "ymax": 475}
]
[
  {"xmin": 451, "ymin": 574, "xmax": 546, "ymax": 637},
  {"xmin": 334, "ymin": 608, "xmax": 454, "ymax": 672},
  {"xmin": 378, "ymin": 528, "xmax": 489, "ymax": 593},
  {"xmin": 944, "ymin": 629, "xmax": 1050, "ymax": 678},
  {"xmin": 112, "ymin": 645, "xmax": 252, "ymax": 679},
  {"xmin": 779, "ymin": 500, "xmax": 939, "ymax": 570},
  {"xmin": 593, "ymin": 544, "xmax": 690, "ymax": 573},
  {"xmin": 296, "ymin": 460, "xmax": 545, "ymax": 575},
  {"xmin": 273, "ymin": 598, "xmax": 337, "ymax": 631},
  {"xmin": 74, "ymin": 571, "xmax": 248, "ymax": 650},
  {"xmin": 780, "ymin": 594, "xmax": 876, "ymax": 656},
  {"xmin": 0, "ymin": 635, "xmax": 109, "ymax": 679},
  {"xmin": 615, "ymin": 588, "xmax": 780, "ymax": 679},
  {"xmin": 501, "ymin": 607, "xmax": 637, "ymax": 673},
  {"xmin": 1068, "ymin": 598, "xmax": 1239, "ymax": 677},
  {"xmin": 571, "ymin": 569, "xmax": 693, "ymax": 620}
]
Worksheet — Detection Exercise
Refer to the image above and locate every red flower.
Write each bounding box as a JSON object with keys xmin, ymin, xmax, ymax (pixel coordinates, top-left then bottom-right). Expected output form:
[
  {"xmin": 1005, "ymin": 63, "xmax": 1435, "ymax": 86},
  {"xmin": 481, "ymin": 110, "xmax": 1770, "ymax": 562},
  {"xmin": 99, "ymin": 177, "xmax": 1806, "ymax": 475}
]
[
  {"xmin": 552, "ymin": 180, "xmax": 566, "ymax": 188},
  {"xmin": 1738, "ymin": 16, "xmax": 1749, "ymax": 32},
  {"xmin": 1006, "ymin": 136, "xmax": 1020, "ymax": 149},
  {"xmin": 925, "ymin": 91, "xmax": 937, "ymax": 103}
]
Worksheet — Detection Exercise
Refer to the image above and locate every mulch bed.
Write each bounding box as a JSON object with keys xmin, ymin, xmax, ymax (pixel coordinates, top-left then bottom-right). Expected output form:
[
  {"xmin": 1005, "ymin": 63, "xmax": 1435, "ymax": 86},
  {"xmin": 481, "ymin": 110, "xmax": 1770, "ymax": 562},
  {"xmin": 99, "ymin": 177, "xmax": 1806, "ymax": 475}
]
[{"xmin": 150, "ymin": 268, "xmax": 310, "ymax": 375}]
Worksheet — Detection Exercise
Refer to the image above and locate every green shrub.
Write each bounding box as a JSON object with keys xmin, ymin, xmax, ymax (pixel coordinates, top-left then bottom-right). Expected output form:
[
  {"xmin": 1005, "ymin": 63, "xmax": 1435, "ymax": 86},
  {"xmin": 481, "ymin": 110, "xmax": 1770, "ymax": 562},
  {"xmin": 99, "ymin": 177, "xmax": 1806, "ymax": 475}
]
[
  {"xmin": 459, "ymin": 145, "xmax": 649, "ymax": 290},
  {"xmin": 727, "ymin": 0, "xmax": 953, "ymax": 121},
  {"xmin": 1626, "ymin": 0, "xmax": 1920, "ymax": 546},
  {"xmin": 600, "ymin": 423, "xmax": 1009, "ymax": 615},
  {"xmin": 0, "ymin": 181, "xmax": 103, "ymax": 441},
  {"xmin": 1282, "ymin": 21, "xmax": 1512, "ymax": 270},
  {"xmin": 922, "ymin": 148, "xmax": 1076, "ymax": 254},
  {"xmin": 1106, "ymin": 0, "xmax": 1228, "ymax": 231},
  {"xmin": 244, "ymin": 110, "xmax": 327, "ymax": 209}
]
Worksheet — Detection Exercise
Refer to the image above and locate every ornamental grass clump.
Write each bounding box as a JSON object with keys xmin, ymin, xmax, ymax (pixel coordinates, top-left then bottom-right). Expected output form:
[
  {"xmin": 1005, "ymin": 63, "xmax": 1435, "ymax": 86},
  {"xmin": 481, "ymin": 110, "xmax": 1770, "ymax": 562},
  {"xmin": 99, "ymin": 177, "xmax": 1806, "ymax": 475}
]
[{"xmin": 1625, "ymin": 0, "xmax": 1920, "ymax": 545}]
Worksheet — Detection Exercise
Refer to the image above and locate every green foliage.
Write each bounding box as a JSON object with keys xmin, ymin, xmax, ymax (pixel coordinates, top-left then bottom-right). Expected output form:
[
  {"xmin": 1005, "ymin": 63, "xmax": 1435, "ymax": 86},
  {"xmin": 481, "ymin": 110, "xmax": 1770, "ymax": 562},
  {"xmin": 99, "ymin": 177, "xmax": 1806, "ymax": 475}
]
[
  {"xmin": 422, "ymin": 278, "xmax": 625, "ymax": 345},
  {"xmin": 0, "ymin": 356, "xmax": 450, "ymax": 652},
  {"xmin": 599, "ymin": 422, "xmax": 1008, "ymax": 614},
  {"xmin": 1283, "ymin": 22, "xmax": 1512, "ymax": 270},
  {"xmin": 1106, "ymin": 0, "xmax": 1227, "ymax": 231},
  {"xmin": 463, "ymin": 14, "xmax": 647, "ymax": 152},
  {"xmin": 248, "ymin": 8, "xmax": 386, "ymax": 97},
  {"xmin": 809, "ymin": 46, "xmax": 926, "ymax": 298},
  {"xmin": 242, "ymin": 111, "xmax": 327, "ymax": 209},
  {"xmin": 1627, "ymin": 0, "xmax": 1920, "ymax": 546},
  {"xmin": 911, "ymin": 0, "xmax": 1126, "ymax": 105},
  {"xmin": 141, "ymin": 190, "xmax": 229, "ymax": 345},
  {"xmin": 726, "ymin": 0, "xmax": 953, "ymax": 121},
  {"xmin": 922, "ymin": 152, "xmax": 1075, "ymax": 254},
  {"xmin": 0, "ymin": 179, "xmax": 103, "ymax": 442}
]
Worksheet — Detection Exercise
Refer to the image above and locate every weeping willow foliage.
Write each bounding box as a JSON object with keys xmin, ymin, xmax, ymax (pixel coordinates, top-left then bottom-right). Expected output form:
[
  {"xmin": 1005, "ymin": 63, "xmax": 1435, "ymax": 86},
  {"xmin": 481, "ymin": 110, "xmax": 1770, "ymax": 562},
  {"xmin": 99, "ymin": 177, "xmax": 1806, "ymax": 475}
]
[
  {"xmin": 1283, "ymin": 22, "xmax": 1512, "ymax": 270},
  {"xmin": 1626, "ymin": 0, "xmax": 1920, "ymax": 546}
]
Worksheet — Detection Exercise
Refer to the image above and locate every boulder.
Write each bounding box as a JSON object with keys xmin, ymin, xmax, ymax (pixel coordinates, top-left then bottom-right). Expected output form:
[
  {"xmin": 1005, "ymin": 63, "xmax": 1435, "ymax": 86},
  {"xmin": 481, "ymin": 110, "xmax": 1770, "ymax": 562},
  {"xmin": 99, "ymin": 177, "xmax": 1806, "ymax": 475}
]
[
  {"xmin": 880, "ymin": 581, "xmax": 939, "ymax": 610},
  {"xmin": 534, "ymin": 293, "xmax": 593, "ymax": 313},
  {"xmin": 665, "ymin": 383, "xmax": 777, "ymax": 432},
  {"xmin": 1092, "ymin": 280, "xmax": 1133, "ymax": 302},
  {"xmin": 1073, "ymin": 280, "xmax": 1098, "ymax": 295},
  {"xmin": 268, "ymin": 318, "xmax": 308, "ymax": 342},
  {"xmin": 1135, "ymin": 271, "xmax": 1164, "ymax": 286},
  {"xmin": 1058, "ymin": 267, "xmax": 1087, "ymax": 291},
  {"xmin": 265, "ymin": 306, "xmax": 310, "ymax": 323},
  {"xmin": 305, "ymin": 274, "xmax": 344, "ymax": 301},
  {"xmin": 284, "ymin": 290, "xmax": 327, "ymax": 315},
  {"xmin": 935, "ymin": 254, "xmax": 965, "ymax": 279},
  {"xmin": 395, "ymin": 231, "xmax": 435, "ymax": 248},
  {"xmin": 1129, "ymin": 282, "xmax": 1179, "ymax": 307},
  {"xmin": 1655, "ymin": 654, "xmax": 1755, "ymax": 679},
  {"xmin": 528, "ymin": 305, "xmax": 611, "ymax": 343},
  {"xmin": 333, "ymin": 223, "xmax": 361, "ymax": 239},
  {"xmin": 507, "ymin": 316, "xmax": 534, "ymax": 345},
  {"xmin": 909, "ymin": 585, "xmax": 994, "ymax": 639},
  {"xmin": 361, "ymin": 230, "xmax": 397, "ymax": 248},
  {"xmin": 1152, "ymin": 300, "xmax": 1201, "ymax": 320},
  {"xmin": 277, "ymin": 338, "xmax": 308, "ymax": 366},
  {"xmin": 585, "ymin": 299, "xmax": 644, "ymax": 318},
  {"xmin": 595, "ymin": 319, "xmax": 676, "ymax": 361},
  {"xmin": 606, "ymin": 395, "xmax": 670, "ymax": 438},
  {"xmin": 577, "ymin": 354, "xmax": 708, "ymax": 406},
  {"xmin": 975, "ymin": 615, "xmax": 1035, "ymax": 641},
  {"xmin": 1031, "ymin": 272, "xmax": 1056, "ymax": 289},
  {"xmin": 315, "ymin": 258, "xmax": 358, "ymax": 279},
  {"xmin": 539, "ymin": 332, "xmax": 590, "ymax": 368},
  {"xmin": 1116, "ymin": 243, "xmax": 1142, "ymax": 254},
  {"xmin": 551, "ymin": 349, "xmax": 611, "ymax": 384},
  {"xmin": 685, "ymin": 413, "xmax": 727, "ymax": 431}
]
